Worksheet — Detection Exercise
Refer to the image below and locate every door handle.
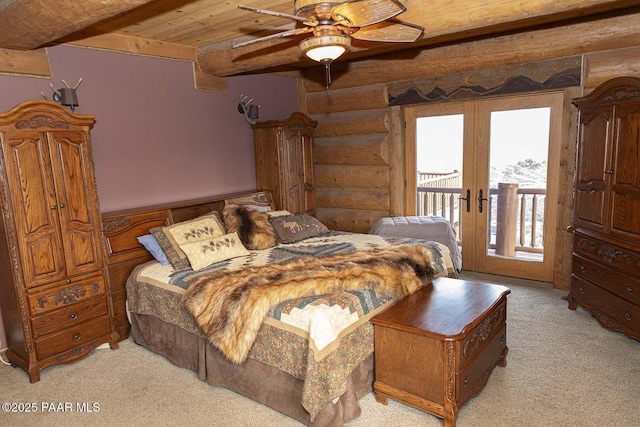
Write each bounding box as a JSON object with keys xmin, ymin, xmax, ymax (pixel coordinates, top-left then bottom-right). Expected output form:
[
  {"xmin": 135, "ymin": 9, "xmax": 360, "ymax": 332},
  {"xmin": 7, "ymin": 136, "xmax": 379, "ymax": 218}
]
[
  {"xmin": 477, "ymin": 189, "xmax": 489, "ymax": 213},
  {"xmin": 459, "ymin": 189, "xmax": 471, "ymax": 213}
]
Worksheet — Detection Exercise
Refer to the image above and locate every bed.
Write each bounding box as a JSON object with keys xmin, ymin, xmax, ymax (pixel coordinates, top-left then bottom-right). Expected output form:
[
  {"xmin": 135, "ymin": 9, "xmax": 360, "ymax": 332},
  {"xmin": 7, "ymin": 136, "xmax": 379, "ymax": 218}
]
[
  {"xmin": 102, "ymin": 192, "xmax": 458, "ymax": 426},
  {"xmin": 369, "ymin": 216, "xmax": 462, "ymax": 272}
]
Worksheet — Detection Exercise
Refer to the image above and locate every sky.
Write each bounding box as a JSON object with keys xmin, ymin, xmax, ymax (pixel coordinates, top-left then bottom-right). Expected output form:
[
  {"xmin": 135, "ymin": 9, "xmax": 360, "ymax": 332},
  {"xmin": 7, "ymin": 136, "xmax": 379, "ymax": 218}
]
[{"xmin": 416, "ymin": 107, "xmax": 551, "ymax": 172}]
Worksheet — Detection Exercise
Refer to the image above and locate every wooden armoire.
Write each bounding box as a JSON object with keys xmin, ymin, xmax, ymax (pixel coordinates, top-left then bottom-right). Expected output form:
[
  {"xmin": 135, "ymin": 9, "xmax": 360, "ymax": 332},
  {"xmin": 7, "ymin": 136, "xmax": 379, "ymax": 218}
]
[
  {"xmin": 568, "ymin": 77, "xmax": 640, "ymax": 341},
  {"xmin": 0, "ymin": 100, "xmax": 118, "ymax": 382},
  {"xmin": 252, "ymin": 112, "xmax": 317, "ymax": 215}
]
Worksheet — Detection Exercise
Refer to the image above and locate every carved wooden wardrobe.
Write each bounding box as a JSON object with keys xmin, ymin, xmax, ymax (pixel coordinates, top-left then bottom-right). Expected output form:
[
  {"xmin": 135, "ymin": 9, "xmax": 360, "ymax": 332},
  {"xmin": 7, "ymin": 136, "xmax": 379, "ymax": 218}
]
[
  {"xmin": 569, "ymin": 77, "xmax": 640, "ymax": 341},
  {"xmin": 0, "ymin": 100, "xmax": 118, "ymax": 382}
]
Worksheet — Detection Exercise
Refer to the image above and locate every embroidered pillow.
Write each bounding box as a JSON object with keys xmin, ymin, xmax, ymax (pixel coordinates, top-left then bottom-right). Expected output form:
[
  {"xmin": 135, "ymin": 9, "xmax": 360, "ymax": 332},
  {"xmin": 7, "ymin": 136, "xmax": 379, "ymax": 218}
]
[
  {"xmin": 223, "ymin": 204, "xmax": 276, "ymax": 250},
  {"xmin": 150, "ymin": 212, "xmax": 226, "ymax": 269},
  {"xmin": 270, "ymin": 214, "xmax": 330, "ymax": 244},
  {"xmin": 179, "ymin": 232, "xmax": 250, "ymax": 271},
  {"xmin": 137, "ymin": 234, "xmax": 170, "ymax": 266}
]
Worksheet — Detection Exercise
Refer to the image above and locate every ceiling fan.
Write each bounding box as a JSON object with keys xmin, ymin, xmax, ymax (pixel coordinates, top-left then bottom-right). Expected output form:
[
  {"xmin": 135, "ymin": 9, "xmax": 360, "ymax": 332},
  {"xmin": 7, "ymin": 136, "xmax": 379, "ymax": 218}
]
[{"xmin": 233, "ymin": 0, "xmax": 424, "ymax": 66}]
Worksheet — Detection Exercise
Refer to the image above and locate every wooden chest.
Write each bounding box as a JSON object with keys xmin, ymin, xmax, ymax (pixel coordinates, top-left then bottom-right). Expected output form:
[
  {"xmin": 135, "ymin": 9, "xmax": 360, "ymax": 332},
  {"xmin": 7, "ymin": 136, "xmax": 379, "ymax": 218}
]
[{"xmin": 371, "ymin": 277, "xmax": 510, "ymax": 427}]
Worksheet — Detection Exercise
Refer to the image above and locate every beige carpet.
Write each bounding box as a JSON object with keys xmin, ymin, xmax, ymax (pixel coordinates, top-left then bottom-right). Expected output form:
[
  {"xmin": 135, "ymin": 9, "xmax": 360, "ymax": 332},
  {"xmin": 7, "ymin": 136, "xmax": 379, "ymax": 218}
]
[{"xmin": 1, "ymin": 272, "xmax": 639, "ymax": 427}]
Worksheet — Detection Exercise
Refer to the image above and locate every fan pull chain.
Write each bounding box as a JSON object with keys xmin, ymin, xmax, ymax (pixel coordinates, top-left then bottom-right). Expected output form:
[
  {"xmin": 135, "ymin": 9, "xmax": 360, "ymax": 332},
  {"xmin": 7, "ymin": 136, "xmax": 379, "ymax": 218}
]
[{"xmin": 324, "ymin": 62, "xmax": 332, "ymax": 93}]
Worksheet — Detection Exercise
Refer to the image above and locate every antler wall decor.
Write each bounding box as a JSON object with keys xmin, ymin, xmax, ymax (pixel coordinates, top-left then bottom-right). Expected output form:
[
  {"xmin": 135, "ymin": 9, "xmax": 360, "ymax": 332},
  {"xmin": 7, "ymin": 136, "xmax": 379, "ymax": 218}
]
[
  {"xmin": 41, "ymin": 78, "xmax": 83, "ymax": 112},
  {"xmin": 237, "ymin": 94, "xmax": 259, "ymax": 124}
]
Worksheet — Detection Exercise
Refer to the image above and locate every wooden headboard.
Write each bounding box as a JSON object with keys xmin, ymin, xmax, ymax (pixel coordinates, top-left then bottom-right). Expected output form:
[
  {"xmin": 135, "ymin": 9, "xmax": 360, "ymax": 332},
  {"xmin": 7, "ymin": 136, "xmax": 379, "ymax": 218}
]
[{"xmin": 101, "ymin": 190, "xmax": 272, "ymax": 340}]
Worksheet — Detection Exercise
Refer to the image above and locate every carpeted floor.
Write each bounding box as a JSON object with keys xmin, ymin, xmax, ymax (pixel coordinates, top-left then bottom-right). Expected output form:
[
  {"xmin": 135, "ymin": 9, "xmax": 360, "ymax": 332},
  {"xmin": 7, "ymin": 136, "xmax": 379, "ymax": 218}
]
[{"xmin": 1, "ymin": 272, "xmax": 639, "ymax": 426}]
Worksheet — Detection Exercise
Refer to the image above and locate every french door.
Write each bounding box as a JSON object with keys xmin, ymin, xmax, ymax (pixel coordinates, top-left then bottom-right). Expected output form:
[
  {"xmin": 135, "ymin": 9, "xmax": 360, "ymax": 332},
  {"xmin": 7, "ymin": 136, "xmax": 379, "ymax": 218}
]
[{"xmin": 405, "ymin": 92, "xmax": 563, "ymax": 281}]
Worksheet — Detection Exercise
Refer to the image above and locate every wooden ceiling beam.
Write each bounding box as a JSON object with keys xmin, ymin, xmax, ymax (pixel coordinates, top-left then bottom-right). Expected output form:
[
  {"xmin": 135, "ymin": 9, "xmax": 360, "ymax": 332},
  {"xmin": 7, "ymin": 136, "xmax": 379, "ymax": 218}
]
[
  {"xmin": 0, "ymin": 0, "xmax": 163, "ymax": 50},
  {"xmin": 196, "ymin": 0, "xmax": 640, "ymax": 77}
]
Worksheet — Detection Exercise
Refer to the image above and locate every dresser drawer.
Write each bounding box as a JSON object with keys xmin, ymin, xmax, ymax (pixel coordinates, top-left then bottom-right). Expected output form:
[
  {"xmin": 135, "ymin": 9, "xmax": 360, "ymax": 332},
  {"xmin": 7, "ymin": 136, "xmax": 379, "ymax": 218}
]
[
  {"xmin": 31, "ymin": 297, "xmax": 109, "ymax": 338},
  {"xmin": 572, "ymin": 255, "xmax": 640, "ymax": 305},
  {"xmin": 458, "ymin": 324, "xmax": 507, "ymax": 406},
  {"xmin": 574, "ymin": 232, "xmax": 640, "ymax": 278},
  {"xmin": 35, "ymin": 315, "xmax": 112, "ymax": 360},
  {"xmin": 460, "ymin": 301, "xmax": 506, "ymax": 367},
  {"xmin": 571, "ymin": 276, "xmax": 640, "ymax": 333},
  {"xmin": 28, "ymin": 274, "xmax": 106, "ymax": 316}
]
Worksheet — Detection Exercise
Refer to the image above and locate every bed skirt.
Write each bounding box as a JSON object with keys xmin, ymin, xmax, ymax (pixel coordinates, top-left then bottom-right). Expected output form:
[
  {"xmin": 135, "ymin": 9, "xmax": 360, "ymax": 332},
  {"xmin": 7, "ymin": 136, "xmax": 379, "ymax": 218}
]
[{"xmin": 130, "ymin": 313, "xmax": 374, "ymax": 426}]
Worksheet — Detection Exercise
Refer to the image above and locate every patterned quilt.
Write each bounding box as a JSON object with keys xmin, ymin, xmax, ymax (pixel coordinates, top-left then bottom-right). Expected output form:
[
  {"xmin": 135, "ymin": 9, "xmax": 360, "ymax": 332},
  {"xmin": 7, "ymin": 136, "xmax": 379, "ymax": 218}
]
[{"xmin": 126, "ymin": 232, "xmax": 456, "ymax": 419}]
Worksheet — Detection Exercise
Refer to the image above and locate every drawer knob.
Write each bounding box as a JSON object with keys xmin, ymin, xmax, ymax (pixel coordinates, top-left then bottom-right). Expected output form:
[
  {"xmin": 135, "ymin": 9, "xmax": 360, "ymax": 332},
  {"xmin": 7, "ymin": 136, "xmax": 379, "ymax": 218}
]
[
  {"xmin": 579, "ymin": 265, "xmax": 586, "ymax": 272},
  {"xmin": 463, "ymin": 377, "xmax": 469, "ymax": 386},
  {"xmin": 500, "ymin": 335, "xmax": 505, "ymax": 344},
  {"xmin": 627, "ymin": 287, "xmax": 634, "ymax": 295},
  {"xmin": 73, "ymin": 333, "xmax": 81, "ymax": 341},
  {"xmin": 65, "ymin": 278, "xmax": 71, "ymax": 284},
  {"xmin": 625, "ymin": 312, "xmax": 632, "ymax": 321},
  {"xmin": 69, "ymin": 313, "xmax": 77, "ymax": 320},
  {"xmin": 579, "ymin": 287, "xmax": 584, "ymax": 294}
]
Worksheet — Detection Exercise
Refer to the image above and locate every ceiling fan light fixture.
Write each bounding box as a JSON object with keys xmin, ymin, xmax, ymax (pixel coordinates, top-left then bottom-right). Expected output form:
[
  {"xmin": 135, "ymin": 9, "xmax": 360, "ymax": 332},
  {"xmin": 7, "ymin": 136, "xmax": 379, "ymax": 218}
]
[{"xmin": 300, "ymin": 34, "xmax": 351, "ymax": 63}]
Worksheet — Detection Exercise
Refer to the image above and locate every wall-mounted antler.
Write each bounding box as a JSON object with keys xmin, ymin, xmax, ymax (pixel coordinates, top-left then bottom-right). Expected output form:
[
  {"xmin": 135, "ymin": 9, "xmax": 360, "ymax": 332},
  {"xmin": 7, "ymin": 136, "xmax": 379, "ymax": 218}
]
[
  {"xmin": 61, "ymin": 78, "xmax": 83, "ymax": 90},
  {"xmin": 237, "ymin": 94, "xmax": 259, "ymax": 125}
]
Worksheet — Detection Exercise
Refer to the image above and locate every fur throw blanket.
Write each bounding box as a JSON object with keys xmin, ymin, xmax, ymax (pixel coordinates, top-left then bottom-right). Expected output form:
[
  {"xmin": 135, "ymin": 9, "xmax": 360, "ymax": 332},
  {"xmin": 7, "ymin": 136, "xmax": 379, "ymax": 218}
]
[{"xmin": 182, "ymin": 244, "xmax": 437, "ymax": 364}]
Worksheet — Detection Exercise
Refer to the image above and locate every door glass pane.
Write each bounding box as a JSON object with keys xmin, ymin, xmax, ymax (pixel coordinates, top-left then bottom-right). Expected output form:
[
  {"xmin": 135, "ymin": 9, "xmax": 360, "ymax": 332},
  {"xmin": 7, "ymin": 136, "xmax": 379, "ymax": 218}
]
[
  {"xmin": 416, "ymin": 114, "xmax": 464, "ymax": 239},
  {"xmin": 488, "ymin": 108, "xmax": 550, "ymax": 261}
]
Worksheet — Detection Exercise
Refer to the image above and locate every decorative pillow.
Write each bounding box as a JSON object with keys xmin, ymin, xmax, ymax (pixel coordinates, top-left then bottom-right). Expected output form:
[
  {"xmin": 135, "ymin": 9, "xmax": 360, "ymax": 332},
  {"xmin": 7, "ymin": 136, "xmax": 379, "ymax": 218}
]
[
  {"xmin": 270, "ymin": 214, "xmax": 330, "ymax": 244},
  {"xmin": 137, "ymin": 234, "xmax": 170, "ymax": 266},
  {"xmin": 179, "ymin": 232, "xmax": 250, "ymax": 271},
  {"xmin": 150, "ymin": 213, "xmax": 226, "ymax": 269},
  {"xmin": 223, "ymin": 204, "xmax": 277, "ymax": 250}
]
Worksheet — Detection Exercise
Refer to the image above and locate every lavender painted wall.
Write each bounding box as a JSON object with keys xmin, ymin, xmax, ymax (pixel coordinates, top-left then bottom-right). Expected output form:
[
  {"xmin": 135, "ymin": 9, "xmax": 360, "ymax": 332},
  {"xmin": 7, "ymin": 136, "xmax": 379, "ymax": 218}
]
[{"xmin": 0, "ymin": 45, "xmax": 298, "ymax": 349}]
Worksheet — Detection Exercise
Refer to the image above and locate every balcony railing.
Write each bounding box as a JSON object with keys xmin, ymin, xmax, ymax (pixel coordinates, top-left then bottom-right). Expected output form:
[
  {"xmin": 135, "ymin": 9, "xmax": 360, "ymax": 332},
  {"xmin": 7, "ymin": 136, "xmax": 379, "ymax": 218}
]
[{"xmin": 417, "ymin": 172, "xmax": 545, "ymax": 256}]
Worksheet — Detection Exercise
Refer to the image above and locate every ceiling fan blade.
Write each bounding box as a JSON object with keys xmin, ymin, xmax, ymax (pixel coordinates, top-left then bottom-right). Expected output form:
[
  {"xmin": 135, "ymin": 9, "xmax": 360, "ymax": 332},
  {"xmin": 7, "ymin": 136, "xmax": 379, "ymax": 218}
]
[
  {"xmin": 233, "ymin": 27, "xmax": 313, "ymax": 49},
  {"xmin": 332, "ymin": 0, "xmax": 406, "ymax": 28},
  {"xmin": 238, "ymin": 5, "xmax": 318, "ymax": 25},
  {"xmin": 350, "ymin": 20, "xmax": 424, "ymax": 43}
]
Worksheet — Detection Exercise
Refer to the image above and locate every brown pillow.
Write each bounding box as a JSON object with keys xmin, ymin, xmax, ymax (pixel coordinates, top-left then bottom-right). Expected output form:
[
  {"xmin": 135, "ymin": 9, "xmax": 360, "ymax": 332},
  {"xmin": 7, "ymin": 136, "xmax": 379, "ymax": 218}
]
[
  {"xmin": 150, "ymin": 212, "xmax": 226, "ymax": 270},
  {"xmin": 269, "ymin": 214, "xmax": 329, "ymax": 244},
  {"xmin": 222, "ymin": 204, "xmax": 276, "ymax": 250}
]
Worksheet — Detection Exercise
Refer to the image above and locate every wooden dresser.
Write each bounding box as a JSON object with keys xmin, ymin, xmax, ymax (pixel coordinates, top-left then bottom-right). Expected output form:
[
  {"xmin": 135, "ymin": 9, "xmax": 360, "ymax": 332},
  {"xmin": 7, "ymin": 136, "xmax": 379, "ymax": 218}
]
[
  {"xmin": 252, "ymin": 112, "xmax": 317, "ymax": 215},
  {"xmin": 568, "ymin": 77, "xmax": 640, "ymax": 341},
  {"xmin": 372, "ymin": 277, "xmax": 510, "ymax": 427},
  {"xmin": 0, "ymin": 100, "xmax": 118, "ymax": 382}
]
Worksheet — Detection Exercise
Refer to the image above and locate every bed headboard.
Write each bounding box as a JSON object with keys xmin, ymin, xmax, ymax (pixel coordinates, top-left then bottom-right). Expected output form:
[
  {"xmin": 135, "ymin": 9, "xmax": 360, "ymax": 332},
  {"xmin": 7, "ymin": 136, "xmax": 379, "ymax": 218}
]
[{"xmin": 101, "ymin": 190, "xmax": 272, "ymax": 340}]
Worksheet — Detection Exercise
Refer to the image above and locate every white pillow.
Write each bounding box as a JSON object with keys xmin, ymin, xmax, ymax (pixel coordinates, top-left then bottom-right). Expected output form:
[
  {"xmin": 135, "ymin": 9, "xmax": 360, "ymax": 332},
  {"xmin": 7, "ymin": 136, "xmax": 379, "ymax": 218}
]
[{"xmin": 179, "ymin": 232, "xmax": 250, "ymax": 271}]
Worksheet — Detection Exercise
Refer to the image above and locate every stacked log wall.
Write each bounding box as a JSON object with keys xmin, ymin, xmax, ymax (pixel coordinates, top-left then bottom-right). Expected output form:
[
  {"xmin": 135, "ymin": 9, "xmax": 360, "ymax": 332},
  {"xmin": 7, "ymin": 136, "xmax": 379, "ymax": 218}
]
[{"xmin": 308, "ymin": 85, "xmax": 391, "ymax": 233}]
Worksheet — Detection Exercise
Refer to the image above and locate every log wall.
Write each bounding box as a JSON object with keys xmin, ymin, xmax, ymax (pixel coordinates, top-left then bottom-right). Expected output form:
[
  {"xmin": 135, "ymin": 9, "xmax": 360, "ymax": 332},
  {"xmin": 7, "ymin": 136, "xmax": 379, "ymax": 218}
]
[{"xmin": 300, "ymin": 10, "xmax": 640, "ymax": 288}]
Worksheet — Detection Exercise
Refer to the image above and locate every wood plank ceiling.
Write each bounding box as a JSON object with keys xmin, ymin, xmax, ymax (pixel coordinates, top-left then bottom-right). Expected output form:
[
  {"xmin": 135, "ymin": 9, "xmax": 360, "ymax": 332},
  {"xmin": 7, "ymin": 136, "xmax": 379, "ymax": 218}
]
[{"xmin": 1, "ymin": 0, "xmax": 638, "ymax": 77}]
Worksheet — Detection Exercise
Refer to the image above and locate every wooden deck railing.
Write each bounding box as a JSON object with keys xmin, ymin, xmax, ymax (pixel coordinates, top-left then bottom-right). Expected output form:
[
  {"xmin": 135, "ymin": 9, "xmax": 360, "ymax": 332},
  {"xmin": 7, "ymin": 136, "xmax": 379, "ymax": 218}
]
[{"xmin": 416, "ymin": 182, "xmax": 545, "ymax": 255}]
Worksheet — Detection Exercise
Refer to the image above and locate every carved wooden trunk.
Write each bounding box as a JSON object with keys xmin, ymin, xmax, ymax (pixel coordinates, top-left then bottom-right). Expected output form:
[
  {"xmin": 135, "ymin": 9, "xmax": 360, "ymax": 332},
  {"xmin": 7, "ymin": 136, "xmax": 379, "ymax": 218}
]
[
  {"xmin": 568, "ymin": 77, "xmax": 640, "ymax": 341},
  {"xmin": 0, "ymin": 100, "xmax": 118, "ymax": 382},
  {"xmin": 372, "ymin": 277, "xmax": 510, "ymax": 427}
]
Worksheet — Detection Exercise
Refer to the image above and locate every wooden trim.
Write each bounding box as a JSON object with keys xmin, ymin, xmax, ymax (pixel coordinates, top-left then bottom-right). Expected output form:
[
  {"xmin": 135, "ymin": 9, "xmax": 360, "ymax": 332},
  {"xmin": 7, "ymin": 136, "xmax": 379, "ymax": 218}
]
[
  {"xmin": 63, "ymin": 32, "xmax": 196, "ymax": 62},
  {"xmin": 0, "ymin": 47, "xmax": 51, "ymax": 78},
  {"xmin": 193, "ymin": 61, "xmax": 227, "ymax": 92}
]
